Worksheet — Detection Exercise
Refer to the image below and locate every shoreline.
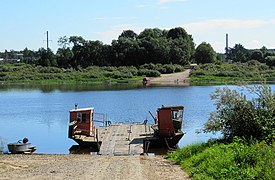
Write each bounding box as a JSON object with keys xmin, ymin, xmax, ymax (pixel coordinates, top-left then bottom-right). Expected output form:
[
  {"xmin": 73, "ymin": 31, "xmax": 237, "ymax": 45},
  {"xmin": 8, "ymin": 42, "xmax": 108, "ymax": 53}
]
[
  {"xmin": 0, "ymin": 154, "xmax": 190, "ymax": 179},
  {"xmin": 0, "ymin": 69, "xmax": 191, "ymax": 86}
]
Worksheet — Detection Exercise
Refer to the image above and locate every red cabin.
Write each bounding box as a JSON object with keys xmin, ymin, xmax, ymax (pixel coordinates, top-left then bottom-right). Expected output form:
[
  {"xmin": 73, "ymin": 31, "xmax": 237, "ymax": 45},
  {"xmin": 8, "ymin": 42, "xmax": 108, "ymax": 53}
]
[
  {"xmin": 69, "ymin": 107, "xmax": 95, "ymax": 137},
  {"xmin": 156, "ymin": 106, "xmax": 184, "ymax": 137}
]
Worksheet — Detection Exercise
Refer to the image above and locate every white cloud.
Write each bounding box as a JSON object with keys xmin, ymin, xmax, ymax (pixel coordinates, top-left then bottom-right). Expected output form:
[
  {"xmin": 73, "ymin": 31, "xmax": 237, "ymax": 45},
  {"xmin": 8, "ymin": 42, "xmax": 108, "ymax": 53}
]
[
  {"xmin": 181, "ymin": 19, "xmax": 275, "ymax": 52},
  {"xmin": 159, "ymin": 0, "xmax": 188, "ymax": 3},
  {"xmin": 184, "ymin": 19, "xmax": 275, "ymax": 33}
]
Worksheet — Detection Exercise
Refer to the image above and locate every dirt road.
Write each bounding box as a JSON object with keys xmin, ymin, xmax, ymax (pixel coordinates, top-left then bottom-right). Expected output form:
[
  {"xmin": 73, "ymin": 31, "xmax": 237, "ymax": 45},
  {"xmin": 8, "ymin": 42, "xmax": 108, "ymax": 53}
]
[
  {"xmin": 0, "ymin": 154, "xmax": 189, "ymax": 180},
  {"xmin": 149, "ymin": 69, "xmax": 190, "ymax": 85}
]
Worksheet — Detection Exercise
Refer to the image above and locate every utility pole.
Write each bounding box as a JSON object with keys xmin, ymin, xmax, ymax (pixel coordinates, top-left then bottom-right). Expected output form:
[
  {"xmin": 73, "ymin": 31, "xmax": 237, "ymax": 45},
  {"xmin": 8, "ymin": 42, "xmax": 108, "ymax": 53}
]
[
  {"xmin": 46, "ymin": 31, "xmax": 49, "ymax": 50},
  {"xmin": 44, "ymin": 31, "xmax": 52, "ymax": 50}
]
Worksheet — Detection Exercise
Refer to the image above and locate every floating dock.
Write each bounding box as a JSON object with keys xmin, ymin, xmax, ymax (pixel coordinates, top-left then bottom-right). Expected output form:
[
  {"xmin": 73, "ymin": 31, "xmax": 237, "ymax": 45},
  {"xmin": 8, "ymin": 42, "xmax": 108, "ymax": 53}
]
[
  {"xmin": 72, "ymin": 124, "xmax": 153, "ymax": 155},
  {"xmin": 98, "ymin": 124, "xmax": 152, "ymax": 155},
  {"xmin": 69, "ymin": 106, "xmax": 184, "ymax": 155}
]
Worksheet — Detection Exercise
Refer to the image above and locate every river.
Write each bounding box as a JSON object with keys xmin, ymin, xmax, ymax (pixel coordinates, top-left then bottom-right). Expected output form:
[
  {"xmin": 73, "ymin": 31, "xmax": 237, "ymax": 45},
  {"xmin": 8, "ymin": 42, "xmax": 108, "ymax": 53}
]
[{"xmin": 0, "ymin": 83, "xmax": 256, "ymax": 154}]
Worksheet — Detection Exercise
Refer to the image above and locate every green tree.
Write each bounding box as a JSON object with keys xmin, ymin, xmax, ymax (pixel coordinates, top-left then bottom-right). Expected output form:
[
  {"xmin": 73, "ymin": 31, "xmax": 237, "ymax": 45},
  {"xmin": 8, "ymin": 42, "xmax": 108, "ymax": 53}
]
[
  {"xmin": 137, "ymin": 28, "xmax": 169, "ymax": 65},
  {"xmin": 251, "ymin": 50, "xmax": 264, "ymax": 63},
  {"xmin": 112, "ymin": 30, "xmax": 141, "ymax": 66},
  {"xmin": 204, "ymin": 85, "xmax": 275, "ymax": 143},
  {"xmin": 138, "ymin": 28, "xmax": 167, "ymax": 39},
  {"xmin": 167, "ymin": 27, "xmax": 195, "ymax": 65},
  {"xmin": 84, "ymin": 40, "xmax": 105, "ymax": 67},
  {"xmin": 226, "ymin": 44, "xmax": 250, "ymax": 62},
  {"xmin": 195, "ymin": 42, "xmax": 216, "ymax": 64},
  {"xmin": 22, "ymin": 48, "xmax": 37, "ymax": 64},
  {"xmin": 167, "ymin": 27, "xmax": 189, "ymax": 39},
  {"xmin": 56, "ymin": 47, "xmax": 73, "ymax": 68},
  {"xmin": 118, "ymin": 30, "xmax": 137, "ymax": 40},
  {"xmin": 58, "ymin": 36, "xmax": 71, "ymax": 49},
  {"xmin": 266, "ymin": 56, "xmax": 275, "ymax": 67},
  {"xmin": 37, "ymin": 48, "xmax": 56, "ymax": 67}
]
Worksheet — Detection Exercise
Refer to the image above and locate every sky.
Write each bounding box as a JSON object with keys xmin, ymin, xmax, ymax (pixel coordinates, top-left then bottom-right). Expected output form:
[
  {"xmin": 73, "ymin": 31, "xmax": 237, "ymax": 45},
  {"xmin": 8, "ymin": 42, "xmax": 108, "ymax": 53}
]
[{"xmin": 0, "ymin": 0, "xmax": 275, "ymax": 53}]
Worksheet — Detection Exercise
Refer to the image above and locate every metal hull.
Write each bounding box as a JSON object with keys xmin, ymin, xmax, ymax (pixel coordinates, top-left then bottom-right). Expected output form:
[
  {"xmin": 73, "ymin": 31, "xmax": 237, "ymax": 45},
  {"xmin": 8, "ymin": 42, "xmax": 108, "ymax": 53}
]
[
  {"xmin": 73, "ymin": 139, "xmax": 101, "ymax": 151},
  {"xmin": 144, "ymin": 132, "xmax": 184, "ymax": 148},
  {"xmin": 8, "ymin": 143, "xmax": 36, "ymax": 154}
]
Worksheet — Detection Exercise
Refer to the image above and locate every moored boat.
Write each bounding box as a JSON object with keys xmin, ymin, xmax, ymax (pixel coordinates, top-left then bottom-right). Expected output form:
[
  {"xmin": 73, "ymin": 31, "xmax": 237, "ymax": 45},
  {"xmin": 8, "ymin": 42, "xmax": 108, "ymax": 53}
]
[
  {"xmin": 145, "ymin": 105, "xmax": 184, "ymax": 149},
  {"xmin": 7, "ymin": 138, "xmax": 36, "ymax": 154},
  {"xmin": 68, "ymin": 105, "xmax": 185, "ymax": 154}
]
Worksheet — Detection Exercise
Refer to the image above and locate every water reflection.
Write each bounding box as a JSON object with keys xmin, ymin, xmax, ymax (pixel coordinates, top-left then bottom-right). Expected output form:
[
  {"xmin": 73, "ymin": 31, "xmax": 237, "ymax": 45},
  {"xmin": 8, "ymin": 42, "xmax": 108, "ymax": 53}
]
[{"xmin": 0, "ymin": 82, "xmax": 145, "ymax": 92}]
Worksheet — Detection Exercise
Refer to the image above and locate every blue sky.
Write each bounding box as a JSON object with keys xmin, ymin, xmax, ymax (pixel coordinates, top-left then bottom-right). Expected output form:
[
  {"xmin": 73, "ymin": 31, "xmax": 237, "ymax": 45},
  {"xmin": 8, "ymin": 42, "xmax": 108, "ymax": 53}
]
[{"xmin": 1, "ymin": 0, "xmax": 274, "ymax": 53}]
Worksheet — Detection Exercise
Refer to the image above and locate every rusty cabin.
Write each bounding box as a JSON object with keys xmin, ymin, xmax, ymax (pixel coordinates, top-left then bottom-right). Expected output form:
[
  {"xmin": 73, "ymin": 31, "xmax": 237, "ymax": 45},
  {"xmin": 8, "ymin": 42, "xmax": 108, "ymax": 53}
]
[
  {"xmin": 156, "ymin": 106, "xmax": 184, "ymax": 137},
  {"xmin": 146, "ymin": 105, "xmax": 184, "ymax": 148},
  {"xmin": 68, "ymin": 107, "xmax": 95, "ymax": 138}
]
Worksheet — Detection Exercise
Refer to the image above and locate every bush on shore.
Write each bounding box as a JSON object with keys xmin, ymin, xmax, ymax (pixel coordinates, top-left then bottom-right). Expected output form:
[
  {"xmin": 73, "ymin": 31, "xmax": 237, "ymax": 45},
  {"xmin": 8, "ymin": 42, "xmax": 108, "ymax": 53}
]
[
  {"xmin": 167, "ymin": 84, "xmax": 275, "ymax": 179},
  {"xmin": 0, "ymin": 63, "xmax": 186, "ymax": 82},
  {"xmin": 190, "ymin": 61, "xmax": 275, "ymax": 83}
]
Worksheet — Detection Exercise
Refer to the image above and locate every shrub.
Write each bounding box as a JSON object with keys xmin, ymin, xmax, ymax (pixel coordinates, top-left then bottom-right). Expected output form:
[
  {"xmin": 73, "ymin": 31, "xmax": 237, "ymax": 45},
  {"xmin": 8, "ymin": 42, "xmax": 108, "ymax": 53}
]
[
  {"xmin": 190, "ymin": 69, "xmax": 208, "ymax": 76},
  {"xmin": 38, "ymin": 66, "xmax": 63, "ymax": 73},
  {"xmin": 101, "ymin": 66, "xmax": 117, "ymax": 72},
  {"xmin": 174, "ymin": 64, "xmax": 185, "ymax": 72},
  {"xmin": 140, "ymin": 63, "xmax": 156, "ymax": 70},
  {"xmin": 118, "ymin": 66, "xmax": 138, "ymax": 76},
  {"xmin": 84, "ymin": 73, "xmax": 101, "ymax": 79},
  {"xmin": 137, "ymin": 69, "xmax": 161, "ymax": 77},
  {"xmin": 204, "ymin": 84, "xmax": 275, "ymax": 143}
]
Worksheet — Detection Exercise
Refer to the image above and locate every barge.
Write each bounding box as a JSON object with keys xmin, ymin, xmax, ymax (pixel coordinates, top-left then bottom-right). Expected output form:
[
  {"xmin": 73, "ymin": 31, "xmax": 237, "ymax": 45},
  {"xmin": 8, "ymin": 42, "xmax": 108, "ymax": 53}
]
[{"xmin": 68, "ymin": 105, "xmax": 184, "ymax": 155}]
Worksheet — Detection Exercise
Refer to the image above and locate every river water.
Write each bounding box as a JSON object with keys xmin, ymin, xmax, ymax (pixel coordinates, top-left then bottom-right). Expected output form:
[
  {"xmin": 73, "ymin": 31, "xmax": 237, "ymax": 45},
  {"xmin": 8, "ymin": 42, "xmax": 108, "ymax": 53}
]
[{"xmin": 0, "ymin": 83, "xmax": 260, "ymax": 154}]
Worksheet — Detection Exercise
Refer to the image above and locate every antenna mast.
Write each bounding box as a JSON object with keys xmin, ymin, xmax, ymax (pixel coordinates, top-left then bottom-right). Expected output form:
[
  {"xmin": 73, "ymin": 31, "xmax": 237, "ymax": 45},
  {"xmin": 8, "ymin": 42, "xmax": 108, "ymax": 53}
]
[
  {"xmin": 44, "ymin": 31, "xmax": 52, "ymax": 50},
  {"xmin": 46, "ymin": 31, "xmax": 49, "ymax": 50}
]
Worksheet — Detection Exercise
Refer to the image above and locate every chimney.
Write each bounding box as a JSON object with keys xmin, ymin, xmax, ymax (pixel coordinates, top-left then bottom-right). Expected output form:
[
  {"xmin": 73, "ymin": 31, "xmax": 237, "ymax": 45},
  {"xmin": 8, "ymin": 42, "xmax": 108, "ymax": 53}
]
[{"xmin": 225, "ymin": 33, "xmax": 229, "ymax": 54}]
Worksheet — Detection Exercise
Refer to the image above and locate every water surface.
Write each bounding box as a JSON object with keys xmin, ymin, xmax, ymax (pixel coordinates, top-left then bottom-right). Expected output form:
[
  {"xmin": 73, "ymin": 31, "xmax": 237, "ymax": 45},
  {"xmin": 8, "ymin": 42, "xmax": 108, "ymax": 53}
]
[{"xmin": 0, "ymin": 83, "xmax": 238, "ymax": 153}]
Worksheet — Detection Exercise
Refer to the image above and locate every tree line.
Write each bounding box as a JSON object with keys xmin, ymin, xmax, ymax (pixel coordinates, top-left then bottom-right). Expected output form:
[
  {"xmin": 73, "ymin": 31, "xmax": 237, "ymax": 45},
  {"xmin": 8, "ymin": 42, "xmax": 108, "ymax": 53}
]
[
  {"xmin": 226, "ymin": 44, "xmax": 275, "ymax": 66},
  {"xmin": 1, "ymin": 27, "xmax": 274, "ymax": 69},
  {"xmin": 1, "ymin": 27, "xmax": 196, "ymax": 69}
]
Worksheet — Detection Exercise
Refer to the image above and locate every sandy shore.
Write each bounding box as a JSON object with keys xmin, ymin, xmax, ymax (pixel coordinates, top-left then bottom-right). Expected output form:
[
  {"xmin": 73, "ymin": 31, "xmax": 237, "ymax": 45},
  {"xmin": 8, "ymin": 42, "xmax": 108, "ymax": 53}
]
[
  {"xmin": 150, "ymin": 69, "xmax": 190, "ymax": 85},
  {"xmin": 0, "ymin": 154, "xmax": 189, "ymax": 180}
]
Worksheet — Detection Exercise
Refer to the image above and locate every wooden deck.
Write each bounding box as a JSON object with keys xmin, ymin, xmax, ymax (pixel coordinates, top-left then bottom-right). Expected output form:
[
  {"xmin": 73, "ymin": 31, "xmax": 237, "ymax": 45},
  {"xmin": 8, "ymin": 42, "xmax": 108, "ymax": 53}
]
[{"xmin": 97, "ymin": 124, "xmax": 154, "ymax": 155}]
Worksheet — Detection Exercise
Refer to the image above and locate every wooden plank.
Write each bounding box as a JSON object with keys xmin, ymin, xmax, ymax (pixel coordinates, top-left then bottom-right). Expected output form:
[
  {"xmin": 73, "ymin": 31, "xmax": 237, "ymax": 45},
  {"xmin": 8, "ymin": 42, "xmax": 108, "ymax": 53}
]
[{"xmin": 95, "ymin": 124, "xmax": 154, "ymax": 155}]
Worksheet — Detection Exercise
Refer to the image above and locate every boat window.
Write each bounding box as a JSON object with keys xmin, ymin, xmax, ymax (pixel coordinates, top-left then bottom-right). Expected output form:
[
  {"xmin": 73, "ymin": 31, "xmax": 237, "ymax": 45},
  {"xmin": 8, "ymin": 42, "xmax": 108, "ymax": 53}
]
[
  {"xmin": 77, "ymin": 113, "xmax": 88, "ymax": 123},
  {"xmin": 82, "ymin": 113, "xmax": 87, "ymax": 123},
  {"xmin": 172, "ymin": 110, "xmax": 183, "ymax": 120}
]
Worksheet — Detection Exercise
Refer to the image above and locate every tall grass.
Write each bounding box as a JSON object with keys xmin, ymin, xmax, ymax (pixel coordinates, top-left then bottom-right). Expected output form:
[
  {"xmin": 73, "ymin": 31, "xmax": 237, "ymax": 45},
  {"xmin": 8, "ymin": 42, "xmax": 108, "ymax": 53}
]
[
  {"xmin": 0, "ymin": 63, "xmax": 186, "ymax": 83},
  {"xmin": 166, "ymin": 139, "xmax": 275, "ymax": 179},
  {"xmin": 190, "ymin": 61, "xmax": 275, "ymax": 84}
]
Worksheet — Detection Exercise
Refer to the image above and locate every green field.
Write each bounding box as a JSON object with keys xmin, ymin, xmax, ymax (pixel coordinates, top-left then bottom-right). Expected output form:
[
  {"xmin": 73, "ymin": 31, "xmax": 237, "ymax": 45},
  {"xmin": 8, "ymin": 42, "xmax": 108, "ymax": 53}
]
[{"xmin": 190, "ymin": 61, "xmax": 275, "ymax": 85}]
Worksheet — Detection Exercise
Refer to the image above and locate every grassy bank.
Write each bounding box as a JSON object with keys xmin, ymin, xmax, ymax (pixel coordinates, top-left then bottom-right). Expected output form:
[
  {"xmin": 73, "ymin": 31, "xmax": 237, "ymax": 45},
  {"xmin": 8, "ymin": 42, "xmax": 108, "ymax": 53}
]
[
  {"xmin": 190, "ymin": 61, "xmax": 275, "ymax": 85},
  {"xmin": 166, "ymin": 139, "xmax": 275, "ymax": 179},
  {"xmin": 0, "ymin": 63, "xmax": 142, "ymax": 83},
  {"xmin": 0, "ymin": 63, "xmax": 185, "ymax": 83}
]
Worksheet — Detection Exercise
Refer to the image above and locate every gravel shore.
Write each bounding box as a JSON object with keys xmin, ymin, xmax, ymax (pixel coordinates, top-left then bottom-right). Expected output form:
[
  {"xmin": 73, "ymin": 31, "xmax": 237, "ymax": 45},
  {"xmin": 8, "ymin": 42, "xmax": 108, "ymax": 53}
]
[
  {"xmin": 0, "ymin": 154, "xmax": 189, "ymax": 180},
  {"xmin": 150, "ymin": 69, "xmax": 190, "ymax": 85}
]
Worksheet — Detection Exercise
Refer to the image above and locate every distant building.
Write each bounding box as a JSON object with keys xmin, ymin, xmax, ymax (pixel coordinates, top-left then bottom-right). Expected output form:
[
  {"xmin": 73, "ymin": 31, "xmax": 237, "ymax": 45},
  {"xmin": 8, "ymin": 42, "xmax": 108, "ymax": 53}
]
[
  {"xmin": 190, "ymin": 64, "xmax": 198, "ymax": 69},
  {"xmin": 2, "ymin": 53, "xmax": 23, "ymax": 63},
  {"xmin": 4, "ymin": 59, "xmax": 21, "ymax": 63}
]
